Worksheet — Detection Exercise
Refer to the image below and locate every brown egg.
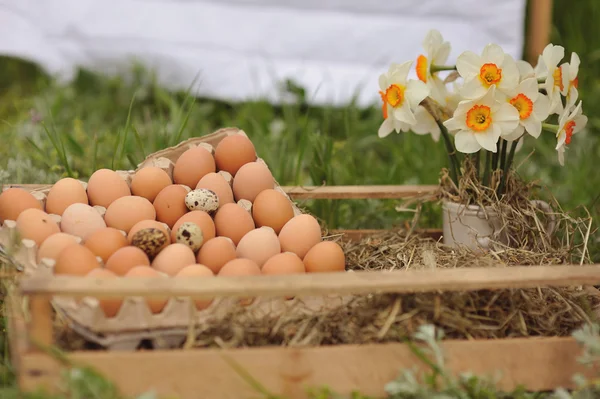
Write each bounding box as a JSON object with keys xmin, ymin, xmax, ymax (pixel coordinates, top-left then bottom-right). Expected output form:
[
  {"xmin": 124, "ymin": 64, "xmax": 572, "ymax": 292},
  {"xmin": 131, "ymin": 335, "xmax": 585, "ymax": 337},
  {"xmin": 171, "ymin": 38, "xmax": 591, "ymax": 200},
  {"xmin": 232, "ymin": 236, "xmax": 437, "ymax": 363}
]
[
  {"xmin": 262, "ymin": 252, "xmax": 306, "ymax": 275},
  {"xmin": 128, "ymin": 220, "xmax": 171, "ymax": 244},
  {"xmin": 45, "ymin": 178, "xmax": 89, "ymax": 215},
  {"xmin": 152, "ymin": 243, "xmax": 197, "ymax": 276},
  {"xmin": 232, "ymin": 162, "xmax": 275, "ymax": 202},
  {"xmin": 105, "ymin": 196, "xmax": 156, "ymax": 233},
  {"xmin": 262, "ymin": 252, "xmax": 305, "ymax": 300},
  {"xmin": 153, "ymin": 185, "xmax": 189, "ymax": 228},
  {"xmin": 170, "ymin": 210, "xmax": 215, "ymax": 243},
  {"xmin": 16, "ymin": 208, "xmax": 61, "ymax": 247},
  {"xmin": 214, "ymin": 134, "xmax": 257, "ymax": 176},
  {"xmin": 37, "ymin": 232, "xmax": 80, "ymax": 263},
  {"xmin": 131, "ymin": 167, "xmax": 172, "ymax": 202},
  {"xmin": 0, "ymin": 188, "xmax": 43, "ymax": 224},
  {"xmin": 61, "ymin": 203, "xmax": 107, "ymax": 242},
  {"xmin": 252, "ymin": 189, "xmax": 295, "ymax": 234},
  {"xmin": 86, "ymin": 169, "xmax": 131, "ymax": 208},
  {"xmin": 219, "ymin": 258, "xmax": 261, "ymax": 305},
  {"xmin": 54, "ymin": 244, "xmax": 100, "ymax": 275},
  {"xmin": 175, "ymin": 264, "xmax": 215, "ymax": 310},
  {"xmin": 84, "ymin": 227, "xmax": 129, "ymax": 264},
  {"xmin": 105, "ymin": 246, "xmax": 150, "ymax": 276},
  {"xmin": 195, "ymin": 172, "xmax": 234, "ymax": 207},
  {"xmin": 236, "ymin": 227, "xmax": 281, "ymax": 268},
  {"xmin": 85, "ymin": 268, "xmax": 123, "ymax": 318},
  {"xmin": 173, "ymin": 146, "xmax": 216, "ymax": 189},
  {"xmin": 303, "ymin": 241, "xmax": 346, "ymax": 273},
  {"xmin": 196, "ymin": 237, "xmax": 237, "ymax": 274},
  {"xmin": 213, "ymin": 203, "xmax": 255, "ymax": 245},
  {"xmin": 278, "ymin": 214, "xmax": 322, "ymax": 259},
  {"xmin": 124, "ymin": 266, "xmax": 168, "ymax": 314},
  {"xmin": 219, "ymin": 258, "xmax": 261, "ymax": 276}
]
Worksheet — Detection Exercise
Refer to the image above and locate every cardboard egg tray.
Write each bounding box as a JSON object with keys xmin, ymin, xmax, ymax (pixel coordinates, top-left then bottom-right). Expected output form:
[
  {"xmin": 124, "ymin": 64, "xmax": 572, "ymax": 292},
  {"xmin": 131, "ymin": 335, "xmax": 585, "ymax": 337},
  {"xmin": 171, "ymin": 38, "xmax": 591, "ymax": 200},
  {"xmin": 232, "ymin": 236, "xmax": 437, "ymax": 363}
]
[{"xmin": 0, "ymin": 127, "xmax": 348, "ymax": 351}]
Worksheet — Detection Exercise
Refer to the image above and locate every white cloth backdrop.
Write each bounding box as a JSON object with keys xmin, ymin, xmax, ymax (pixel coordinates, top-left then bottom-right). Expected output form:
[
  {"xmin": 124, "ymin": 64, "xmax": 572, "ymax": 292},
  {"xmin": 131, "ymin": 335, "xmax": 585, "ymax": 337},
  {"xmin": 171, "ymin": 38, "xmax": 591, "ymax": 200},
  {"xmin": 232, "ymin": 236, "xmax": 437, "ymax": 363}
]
[{"xmin": 0, "ymin": 0, "xmax": 527, "ymax": 107}]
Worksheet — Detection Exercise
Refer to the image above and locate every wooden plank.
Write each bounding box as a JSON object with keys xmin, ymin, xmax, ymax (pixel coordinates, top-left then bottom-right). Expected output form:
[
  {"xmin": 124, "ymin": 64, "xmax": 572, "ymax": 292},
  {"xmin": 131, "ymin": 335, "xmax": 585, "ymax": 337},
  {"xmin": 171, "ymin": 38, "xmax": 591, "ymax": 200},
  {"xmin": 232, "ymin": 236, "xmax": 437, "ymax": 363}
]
[
  {"xmin": 5, "ymin": 184, "xmax": 438, "ymax": 200},
  {"xmin": 19, "ymin": 265, "xmax": 600, "ymax": 300},
  {"xmin": 19, "ymin": 337, "xmax": 594, "ymax": 399},
  {"xmin": 526, "ymin": 0, "xmax": 553, "ymax": 65},
  {"xmin": 281, "ymin": 185, "xmax": 438, "ymax": 199}
]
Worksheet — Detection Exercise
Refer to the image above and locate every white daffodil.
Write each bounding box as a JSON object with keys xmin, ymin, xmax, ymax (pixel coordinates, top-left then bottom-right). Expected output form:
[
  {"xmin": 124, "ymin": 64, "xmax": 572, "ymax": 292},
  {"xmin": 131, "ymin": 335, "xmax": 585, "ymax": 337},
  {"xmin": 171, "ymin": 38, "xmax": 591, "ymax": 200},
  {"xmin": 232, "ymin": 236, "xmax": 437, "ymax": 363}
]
[
  {"xmin": 378, "ymin": 61, "xmax": 430, "ymax": 138},
  {"xmin": 412, "ymin": 106, "xmax": 441, "ymax": 142},
  {"xmin": 416, "ymin": 29, "xmax": 451, "ymax": 104},
  {"xmin": 456, "ymin": 43, "xmax": 520, "ymax": 99},
  {"xmin": 561, "ymin": 51, "xmax": 580, "ymax": 109},
  {"xmin": 443, "ymin": 85, "xmax": 520, "ymax": 153},
  {"xmin": 516, "ymin": 60, "xmax": 535, "ymax": 82},
  {"xmin": 537, "ymin": 43, "xmax": 565, "ymax": 115},
  {"xmin": 503, "ymin": 77, "xmax": 550, "ymax": 141},
  {"xmin": 555, "ymin": 101, "xmax": 587, "ymax": 166}
]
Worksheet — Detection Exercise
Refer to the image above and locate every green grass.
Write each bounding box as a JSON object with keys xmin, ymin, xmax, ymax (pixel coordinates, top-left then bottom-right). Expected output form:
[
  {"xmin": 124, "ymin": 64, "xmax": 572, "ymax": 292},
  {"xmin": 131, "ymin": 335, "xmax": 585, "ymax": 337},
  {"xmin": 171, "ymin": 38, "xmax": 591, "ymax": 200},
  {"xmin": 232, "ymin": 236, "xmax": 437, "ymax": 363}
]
[{"xmin": 1, "ymin": 0, "xmax": 600, "ymax": 397}]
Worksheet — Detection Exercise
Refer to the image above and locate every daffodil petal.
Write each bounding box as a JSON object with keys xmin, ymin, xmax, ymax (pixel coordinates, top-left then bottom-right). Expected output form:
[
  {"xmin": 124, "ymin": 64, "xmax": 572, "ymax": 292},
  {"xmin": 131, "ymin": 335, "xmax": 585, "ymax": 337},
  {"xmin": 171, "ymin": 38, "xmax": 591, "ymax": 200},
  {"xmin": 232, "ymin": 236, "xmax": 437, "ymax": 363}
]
[
  {"xmin": 505, "ymin": 125, "xmax": 525, "ymax": 141},
  {"xmin": 389, "ymin": 61, "xmax": 413, "ymax": 84},
  {"xmin": 393, "ymin": 102, "xmax": 417, "ymax": 125},
  {"xmin": 495, "ymin": 103, "xmax": 520, "ymax": 135},
  {"xmin": 517, "ymin": 60, "xmax": 535, "ymax": 81},
  {"xmin": 456, "ymin": 51, "xmax": 481, "ymax": 79},
  {"xmin": 519, "ymin": 77, "xmax": 539, "ymax": 100},
  {"xmin": 557, "ymin": 146, "xmax": 565, "ymax": 166},
  {"xmin": 406, "ymin": 80, "xmax": 430, "ymax": 108},
  {"xmin": 475, "ymin": 128, "xmax": 501, "ymax": 152},
  {"xmin": 443, "ymin": 115, "xmax": 465, "ymax": 132},
  {"xmin": 459, "ymin": 77, "xmax": 486, "ymax": 99},
  {"xmin": 454, "ymin": 131, "xmax": 482, "ymax": 153},
  {"xmin": 533, "ymin": 94, "xmax": 550, "ymax": 121},
  {"xmin": 482, "ymin": 43, "xmax": 505, "ymax": 65},
  {"xmin": 521, "ymin": 116, "xmax": 541, "ymax": 138},
  {"xmin": 378, "ymin": 74, "xmax": 389, "ymax": 91},
  {"xmin": 434, "ymin": 42, "xmax": 451, "ymax": 66},
  {"xmin": 378, "ymin": 118, "xmax": 395, "ymax": 138}
]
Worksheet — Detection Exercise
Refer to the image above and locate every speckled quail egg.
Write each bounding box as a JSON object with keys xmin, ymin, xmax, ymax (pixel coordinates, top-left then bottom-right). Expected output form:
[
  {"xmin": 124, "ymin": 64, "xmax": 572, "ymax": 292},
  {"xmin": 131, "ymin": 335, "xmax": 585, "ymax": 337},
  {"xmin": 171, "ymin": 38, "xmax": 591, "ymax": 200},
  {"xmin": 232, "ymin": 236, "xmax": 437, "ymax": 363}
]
[
  {"xmin": 185, "ymin": 189, "xmax": 219, "ymax": 214},
  {"xmin": 131, "ymin": 227, "xmax": 169, "ymax": 259},
  {"xmin": 175, "ymin": 222, "xmax": 204, "ymax": 252}
]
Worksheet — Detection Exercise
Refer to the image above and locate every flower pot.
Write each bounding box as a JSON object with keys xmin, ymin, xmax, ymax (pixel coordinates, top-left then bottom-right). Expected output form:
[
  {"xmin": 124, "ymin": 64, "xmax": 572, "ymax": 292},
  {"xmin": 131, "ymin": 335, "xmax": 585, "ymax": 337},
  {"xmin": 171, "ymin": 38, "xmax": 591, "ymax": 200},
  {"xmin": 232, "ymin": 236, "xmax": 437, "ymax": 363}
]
[{"xmin": 441, "ymin": 200, "xmax": 556, "ymax": 252}]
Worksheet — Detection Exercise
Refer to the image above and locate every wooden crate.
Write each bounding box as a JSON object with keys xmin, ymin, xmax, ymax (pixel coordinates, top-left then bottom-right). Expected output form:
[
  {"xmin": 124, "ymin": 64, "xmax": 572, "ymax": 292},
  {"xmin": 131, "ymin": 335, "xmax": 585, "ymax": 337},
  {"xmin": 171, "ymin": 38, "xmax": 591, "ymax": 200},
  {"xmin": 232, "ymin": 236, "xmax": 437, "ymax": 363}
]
[{"xmin": 8, "ymin": 184, "xmax": 600, "ymax": 399}]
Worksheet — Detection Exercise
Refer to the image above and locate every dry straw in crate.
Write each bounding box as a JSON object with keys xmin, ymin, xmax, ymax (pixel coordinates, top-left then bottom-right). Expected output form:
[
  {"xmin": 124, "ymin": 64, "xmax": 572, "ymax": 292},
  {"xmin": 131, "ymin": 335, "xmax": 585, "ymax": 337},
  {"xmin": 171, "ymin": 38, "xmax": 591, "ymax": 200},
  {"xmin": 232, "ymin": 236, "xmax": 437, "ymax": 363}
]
[{"xmin": 0, "ymin": 127, "xmax": 345, "ymax": 350}]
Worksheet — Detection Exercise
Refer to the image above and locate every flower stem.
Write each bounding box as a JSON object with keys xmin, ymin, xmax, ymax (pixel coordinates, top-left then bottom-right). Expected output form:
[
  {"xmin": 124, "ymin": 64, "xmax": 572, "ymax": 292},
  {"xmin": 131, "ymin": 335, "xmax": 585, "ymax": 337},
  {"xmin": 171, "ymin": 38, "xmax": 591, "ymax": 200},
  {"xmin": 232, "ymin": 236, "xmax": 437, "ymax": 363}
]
[
  {"xmin": 434, "ymin": 118, "xmax": 460, "ymax": 185},
  {"xmin": 431, "ymin": 65, "xmax": 457, "ymax": 73},
  {"xmin": 542, "ymin": 123, "xmax": 559, "ymax": 134},
  {"xmin": 498, "ymin": 139, "xmax": 519, "ymax": 196},
  {"xmin": 492, "ymin": 140, "xmax": 501, "ymax": 171},
  {"xmin": 483, "ymin": 150, "xmax": 491, "ymax": 187},
  {"xmin": 499, "ymin": 139, "xmax": 508, "ymax": 172},
  {"xmin": 473, "ymin": 151, "xmax": 481, "ymax": 182}
]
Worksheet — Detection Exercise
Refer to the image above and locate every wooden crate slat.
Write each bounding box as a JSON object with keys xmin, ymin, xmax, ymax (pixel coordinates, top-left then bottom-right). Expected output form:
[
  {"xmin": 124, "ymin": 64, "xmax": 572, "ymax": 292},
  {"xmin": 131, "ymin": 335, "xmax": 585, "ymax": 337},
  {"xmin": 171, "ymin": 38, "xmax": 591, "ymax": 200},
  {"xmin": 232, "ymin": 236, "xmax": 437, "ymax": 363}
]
[
  {"xmin": 19, "ymin": 337, "xmax": 593, "ymax": 399},
  {"xmin": 19, "ymin": 265, "xmax": 600, "ymax": 299},
  {"xmin": 281, "ymin": 185, "xmax": 438, "ymax": 199},
  {"xmin": 5, "ymin": 184, "xmax": 438, "ymax": 200}
]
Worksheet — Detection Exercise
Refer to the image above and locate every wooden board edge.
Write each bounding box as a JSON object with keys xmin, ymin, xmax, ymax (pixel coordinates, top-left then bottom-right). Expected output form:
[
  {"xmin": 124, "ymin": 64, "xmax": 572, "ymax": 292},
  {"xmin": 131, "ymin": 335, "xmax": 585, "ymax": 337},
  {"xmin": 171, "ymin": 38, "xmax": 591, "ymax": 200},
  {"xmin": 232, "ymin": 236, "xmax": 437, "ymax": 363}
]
[
  {"xmin": 6, "ymin": 288, "xmax": 29, "ymax": 376},
  {"xmin": 4, "ymin": 184, "xmax": 439, "ymax": 200},
  {"xmin": 19, "ymin": 337, "xmax": 594, "ymax": 399},
  {"xmin": 19, "ymin": 264, "xmax": 600, "ymax": 299}
]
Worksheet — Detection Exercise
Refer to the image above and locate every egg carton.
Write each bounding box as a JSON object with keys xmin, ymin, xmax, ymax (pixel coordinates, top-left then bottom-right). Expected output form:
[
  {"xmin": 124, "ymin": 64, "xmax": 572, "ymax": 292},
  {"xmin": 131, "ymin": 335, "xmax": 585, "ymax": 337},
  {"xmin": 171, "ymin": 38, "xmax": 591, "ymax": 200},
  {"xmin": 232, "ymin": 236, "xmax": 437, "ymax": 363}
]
[{"xmin": 0, "ymin": 127, "xmax": 331, "ymax": 350}]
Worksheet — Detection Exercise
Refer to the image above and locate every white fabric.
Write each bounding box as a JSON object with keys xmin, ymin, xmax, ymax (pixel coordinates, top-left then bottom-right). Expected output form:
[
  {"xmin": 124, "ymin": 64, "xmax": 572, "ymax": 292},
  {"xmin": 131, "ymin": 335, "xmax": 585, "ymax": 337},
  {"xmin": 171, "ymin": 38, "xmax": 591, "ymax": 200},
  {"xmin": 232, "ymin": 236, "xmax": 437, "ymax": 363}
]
[{"xmin": 0, "ymin": 0, "xmax": 527, "ymax": 107}]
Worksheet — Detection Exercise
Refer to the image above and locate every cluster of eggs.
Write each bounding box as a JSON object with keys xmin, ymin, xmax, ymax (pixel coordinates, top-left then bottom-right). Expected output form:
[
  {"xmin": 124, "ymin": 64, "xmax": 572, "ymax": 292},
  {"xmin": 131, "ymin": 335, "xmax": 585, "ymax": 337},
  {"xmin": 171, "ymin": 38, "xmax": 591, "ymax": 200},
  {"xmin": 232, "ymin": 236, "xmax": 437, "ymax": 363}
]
[{"xmin": 0, "ymin": 133, "xmax": 345, "ymax": 318}]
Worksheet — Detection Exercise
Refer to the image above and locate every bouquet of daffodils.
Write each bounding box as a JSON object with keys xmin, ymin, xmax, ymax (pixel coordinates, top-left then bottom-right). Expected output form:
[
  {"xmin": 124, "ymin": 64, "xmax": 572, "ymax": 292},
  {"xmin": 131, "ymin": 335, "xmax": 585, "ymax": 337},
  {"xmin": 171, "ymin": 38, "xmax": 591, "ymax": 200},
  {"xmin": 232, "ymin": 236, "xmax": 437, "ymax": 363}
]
[{"xmin": 378, "ymin": 29, "xmax": 587, "ymax": 198}]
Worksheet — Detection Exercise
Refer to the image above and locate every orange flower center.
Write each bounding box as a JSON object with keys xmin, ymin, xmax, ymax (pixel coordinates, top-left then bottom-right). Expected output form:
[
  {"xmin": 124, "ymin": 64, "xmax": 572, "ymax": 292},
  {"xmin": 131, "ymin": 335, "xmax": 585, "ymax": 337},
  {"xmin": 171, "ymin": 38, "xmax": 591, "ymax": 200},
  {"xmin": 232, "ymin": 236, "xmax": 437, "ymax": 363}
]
[
  {"xmin": 572, "ymin": 76, "xmax": 579, "ymax": 89},
  {"xmin": 416, "ymin": 55, "xmax": 428, "ymax": 83},
  {"xmin": 553, "ymin": 66, "xmax": 564, "ymax": 91},
  {"xmin": 479, "ymin": 63, "xmax": 502, "ymax": 86},
  {"xmin": 384, "ymin": 84, "xmax": 405, "ymax": 108},
  {"xmin": 466, "ymin": 105, "xmax": 492, "ymax": 132},
  {"xmin": 564, "ymin": 120, "xmax": 576, "ymax": 145},
  {"xmin": 509, "ymin": 93, "xmax": 534, "ymax": 120}
]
